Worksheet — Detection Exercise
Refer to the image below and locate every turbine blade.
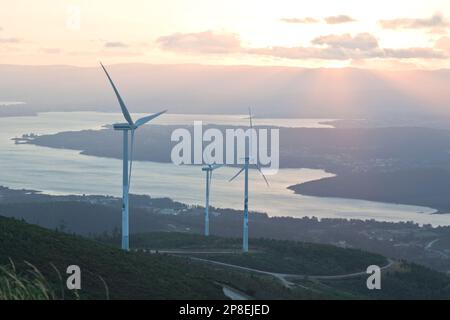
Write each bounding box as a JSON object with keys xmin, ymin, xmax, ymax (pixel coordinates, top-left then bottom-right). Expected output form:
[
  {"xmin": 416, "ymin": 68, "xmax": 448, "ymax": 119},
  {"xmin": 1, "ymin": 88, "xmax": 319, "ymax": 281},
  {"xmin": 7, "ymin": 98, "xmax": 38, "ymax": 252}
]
[
  {"xmin": 229, "ymin": 167, "xmax": 245, "ymax": 182},
  {"xmin": 248, "ymin": 107, "xmax": 253, "ymax": 129},
  {"xmin": 256, "ymin": 164, "xmax": 270, "ymax": 187},
  {"xmin": 100, "ymin": 62, "xmax": 134, "ymax": 125},
  {"xmin": 135, "ymin": 110, "xmax": 167, "ymax": 127},
  {"xmin": 128, "ymin": 129, "xmax": 135, "ymax": 192}
]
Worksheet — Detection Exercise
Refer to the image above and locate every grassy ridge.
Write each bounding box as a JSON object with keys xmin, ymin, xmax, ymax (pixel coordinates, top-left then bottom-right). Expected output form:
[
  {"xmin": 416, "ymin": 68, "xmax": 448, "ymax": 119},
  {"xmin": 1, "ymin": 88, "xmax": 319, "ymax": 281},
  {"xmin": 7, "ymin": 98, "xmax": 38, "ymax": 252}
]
[
  {"xmin": 122, "ymin": 232, "xmax": 387, "ymax": 275},
  {"xmin": 0, "ymin": 216, "xmax": 225, "ymax": 299},
  {"xmin": 2, "ymin": 216, "xmax": 449, "ymax": 300},
  {"xmin": 311, "ymin": 262, "xmax": 450, "ymax": 300},
  {"xmin": 0, "ymin": 216, "xmax": 324, "ymax": 300}
]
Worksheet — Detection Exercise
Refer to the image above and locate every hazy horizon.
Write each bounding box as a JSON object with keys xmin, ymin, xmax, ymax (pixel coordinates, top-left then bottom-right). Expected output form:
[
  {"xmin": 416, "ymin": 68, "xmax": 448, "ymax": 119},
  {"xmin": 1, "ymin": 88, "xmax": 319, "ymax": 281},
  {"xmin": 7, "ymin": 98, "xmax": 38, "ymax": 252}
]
[{"xmin": 1, "ymin": 63, "xmax": 450, "ymax": 119}]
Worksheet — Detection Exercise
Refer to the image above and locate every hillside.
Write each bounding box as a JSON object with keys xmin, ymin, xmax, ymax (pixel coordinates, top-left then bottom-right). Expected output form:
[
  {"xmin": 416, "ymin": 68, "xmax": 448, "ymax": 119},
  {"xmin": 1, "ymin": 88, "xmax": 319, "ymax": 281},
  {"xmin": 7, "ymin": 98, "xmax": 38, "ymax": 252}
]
[
  {"xmin": 1, "ymin": 190, "xmax": 449, "ymax": 274},
  {"xmin": 101, "ymin": 231, "xmax": 450, "ymax": 300},
  {"xmin": 0, "ymin": 216, "xmax": 306, "ymax": 300},
  {"xmin": 113, "ymin": 232, "xmax": 387, "ymax": 275},
  {"xmin": 1, "ymin": 215, "xmax": 449, "ymax": 300},
  {"xmin": 305, "ymin": 262, "xmax": 450, "ymax": 300}
]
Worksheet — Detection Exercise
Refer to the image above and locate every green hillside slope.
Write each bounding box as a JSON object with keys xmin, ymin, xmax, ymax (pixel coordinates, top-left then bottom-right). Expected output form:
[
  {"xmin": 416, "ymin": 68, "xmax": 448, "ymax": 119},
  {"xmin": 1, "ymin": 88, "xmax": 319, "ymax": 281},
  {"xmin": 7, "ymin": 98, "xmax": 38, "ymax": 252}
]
[
  {"xmin": 1, "ymin": 216, "xmax": 449, "ymax": 300},
  {"xmin": 0, "ymin": 216, "xmax": 227, "ymax": 299}
]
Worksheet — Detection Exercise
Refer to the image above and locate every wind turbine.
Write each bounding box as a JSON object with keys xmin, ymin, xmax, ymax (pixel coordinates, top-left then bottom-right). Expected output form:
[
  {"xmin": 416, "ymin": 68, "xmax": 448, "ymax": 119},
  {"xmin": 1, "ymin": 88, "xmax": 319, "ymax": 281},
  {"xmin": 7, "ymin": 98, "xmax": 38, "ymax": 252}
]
[
  {"xmin": 202, "ymin": 163, "xmax": 222, "ymax": 236},
  {"xmin": 229, "ymin": 108, "xmax": 269, "ymax": 252},
  {"xmin": 100, "ymin": 62, "xmax": 167, "ymax": 251}
]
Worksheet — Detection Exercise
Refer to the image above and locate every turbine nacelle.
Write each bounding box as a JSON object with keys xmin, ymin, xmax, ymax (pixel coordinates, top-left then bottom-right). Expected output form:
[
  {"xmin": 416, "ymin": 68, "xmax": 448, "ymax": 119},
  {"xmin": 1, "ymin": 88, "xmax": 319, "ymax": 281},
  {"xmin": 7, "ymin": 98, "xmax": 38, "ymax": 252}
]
[
  {"xmin": 113, "ymin": 123, "xmax": 136, "ymax": 131},
  {"xmin": 202, "ymin": 164, "xmax": 223, "ymax": 171},
  {"xmin": 112, "ymin": 110, "xmax": 167, "ymax": 131},
  {"xmin": 229, "ymin": 109, "xmax": 270, "ymax": 187}
]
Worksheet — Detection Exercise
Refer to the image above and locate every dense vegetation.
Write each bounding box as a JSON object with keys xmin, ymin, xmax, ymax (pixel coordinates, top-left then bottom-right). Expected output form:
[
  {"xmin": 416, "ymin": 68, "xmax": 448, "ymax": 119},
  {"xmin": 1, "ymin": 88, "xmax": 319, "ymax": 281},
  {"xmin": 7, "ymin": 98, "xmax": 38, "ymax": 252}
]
[
  {"xmin": 0, "ymin": 262, "xmax": 57, "ymax": 300},
  {"xmin": 1, "ymin": 188, "xmax": 449, "ymax": 274},
  {"xmin": 1, "ymin": 216, "xmax": 449, "ymax": 300},
  {"xmin": 311, "ymin": 262, "xmax": 450, "ymax": 300},
  {"xmin": 192, "ymin": 241, "xmax": 385, "ymax": 275},
  {"xmin": 0, "ymin": 216, "xmax": 330, "ymax": 300},
  {"xmin": 107, "ymin": 232, "xmax": 387, "ymax": 275}
]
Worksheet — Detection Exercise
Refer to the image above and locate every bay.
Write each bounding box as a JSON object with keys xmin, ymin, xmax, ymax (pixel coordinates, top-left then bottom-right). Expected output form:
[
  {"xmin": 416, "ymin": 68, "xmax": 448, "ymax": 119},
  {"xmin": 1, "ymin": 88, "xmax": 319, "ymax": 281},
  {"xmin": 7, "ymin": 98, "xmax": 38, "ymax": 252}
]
[{"xmin": 0, "ymin": 112, "xmax": 446, "ymax": 226}]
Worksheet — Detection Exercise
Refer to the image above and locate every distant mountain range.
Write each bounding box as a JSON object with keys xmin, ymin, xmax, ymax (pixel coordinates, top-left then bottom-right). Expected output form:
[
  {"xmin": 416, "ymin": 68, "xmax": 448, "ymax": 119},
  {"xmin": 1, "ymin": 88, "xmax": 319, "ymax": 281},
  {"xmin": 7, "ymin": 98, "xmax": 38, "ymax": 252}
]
[{"xmin": 1, "ymin": 64, "xmax": 449, "ymax": 119}]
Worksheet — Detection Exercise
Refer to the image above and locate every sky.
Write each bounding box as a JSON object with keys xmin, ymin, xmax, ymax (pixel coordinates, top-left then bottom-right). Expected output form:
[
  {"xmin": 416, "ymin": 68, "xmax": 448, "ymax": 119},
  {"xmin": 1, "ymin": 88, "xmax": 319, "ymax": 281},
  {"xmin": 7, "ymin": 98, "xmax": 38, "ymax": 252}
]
[{"xmin": 1, "ymin": 0, "xmax": 450, "ymax": 69}]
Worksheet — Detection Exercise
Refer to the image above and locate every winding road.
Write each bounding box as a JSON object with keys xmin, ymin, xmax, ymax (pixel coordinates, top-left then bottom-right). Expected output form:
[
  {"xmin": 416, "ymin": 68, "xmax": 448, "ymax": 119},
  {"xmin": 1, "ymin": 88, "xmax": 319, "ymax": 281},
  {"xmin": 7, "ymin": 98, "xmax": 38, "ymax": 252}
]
[
  {"xmin": 144, "ymin": 249, "xmax": 396, "ymax": 288},
  {"xmin": 425, "ymin": 239, "xmax": 450, "ymax": 259},
  {"xmin": 185, "ymin": 256, "xmax": 395, "ymax": 288}
]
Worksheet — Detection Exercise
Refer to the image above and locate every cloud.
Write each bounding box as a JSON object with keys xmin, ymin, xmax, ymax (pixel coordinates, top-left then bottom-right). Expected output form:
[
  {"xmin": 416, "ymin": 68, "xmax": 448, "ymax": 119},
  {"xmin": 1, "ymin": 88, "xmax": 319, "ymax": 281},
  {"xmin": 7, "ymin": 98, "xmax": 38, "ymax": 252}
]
[
  {"xmin": 247, "ymin": 46, "xmax": 358, "ymax": 60},
  {"xmin": 324, "ymin": 15, "xmax": 357, "ymax": 24},
  {"xmin": 380, "ymin": 13, "xmax": 449, "ymax": 30},
  {"xmin": 157, "ymin": 31, "xmax": 241, "ymax": 54},
  {"xmin": 157, "ymin": 30, "xmax": 447, "ymax": 62},
  {"xmin": 248, "ymin": 33, "xmax": 381, "ymax": 61},
  {"xmin": 384, "ymin": 47, "xmax": 447, "ymax": 59},
  {"xmin": 248, "ymin": 46, "xmax": 386, "ymax": 61},
  {"xmin": 251, "ymin": 46, "xmax": 446, "ymax": 61},
  {"xmin": 104, "ymin": 41, "xmax": 128, "ymax": 48},
  {"xmin": 0, "ymin": 37, "xmax": 21, "ymax": 43},
  {"xmin": 280, "ymin": 15, "xmax": 356, "ymax": 25},
  {"xmin": 249, "ymin": 46, "xmax": 446, "ymax": 61},
  {"xmin": 312, "ymin": 33, "xmax": 379, "ymax": 50},
  {"xmin": 247, "ymin": 33, "xmax": 447, "ymax": 61},
  {"xmin": 280, "ymin": 17, "xmax": 319, "ymax": 24}
]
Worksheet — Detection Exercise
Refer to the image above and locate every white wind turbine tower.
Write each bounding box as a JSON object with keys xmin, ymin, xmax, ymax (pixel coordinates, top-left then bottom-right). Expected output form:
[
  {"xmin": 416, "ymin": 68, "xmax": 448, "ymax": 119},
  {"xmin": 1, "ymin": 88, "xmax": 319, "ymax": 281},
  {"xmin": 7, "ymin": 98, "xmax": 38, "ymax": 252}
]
[
  {"xmin": 202, "ymin": 163, "xmax": 222, "ymax": 236},
  {"xmin": 229, "ymin": 108, "xmax": 269, "ymax": 252},
  {"xmin": 100, "ymin": 62, "xmax": 167, "ymax": 251}
]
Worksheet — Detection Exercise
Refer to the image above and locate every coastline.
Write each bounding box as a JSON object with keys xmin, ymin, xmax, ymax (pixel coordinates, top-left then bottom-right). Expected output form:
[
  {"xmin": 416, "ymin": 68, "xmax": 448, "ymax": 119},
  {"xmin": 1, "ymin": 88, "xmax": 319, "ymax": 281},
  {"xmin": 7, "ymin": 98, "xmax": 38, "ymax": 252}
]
[{"xmin": 288, "ymin": 169, "xmax": 450, "ymax": 215}]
